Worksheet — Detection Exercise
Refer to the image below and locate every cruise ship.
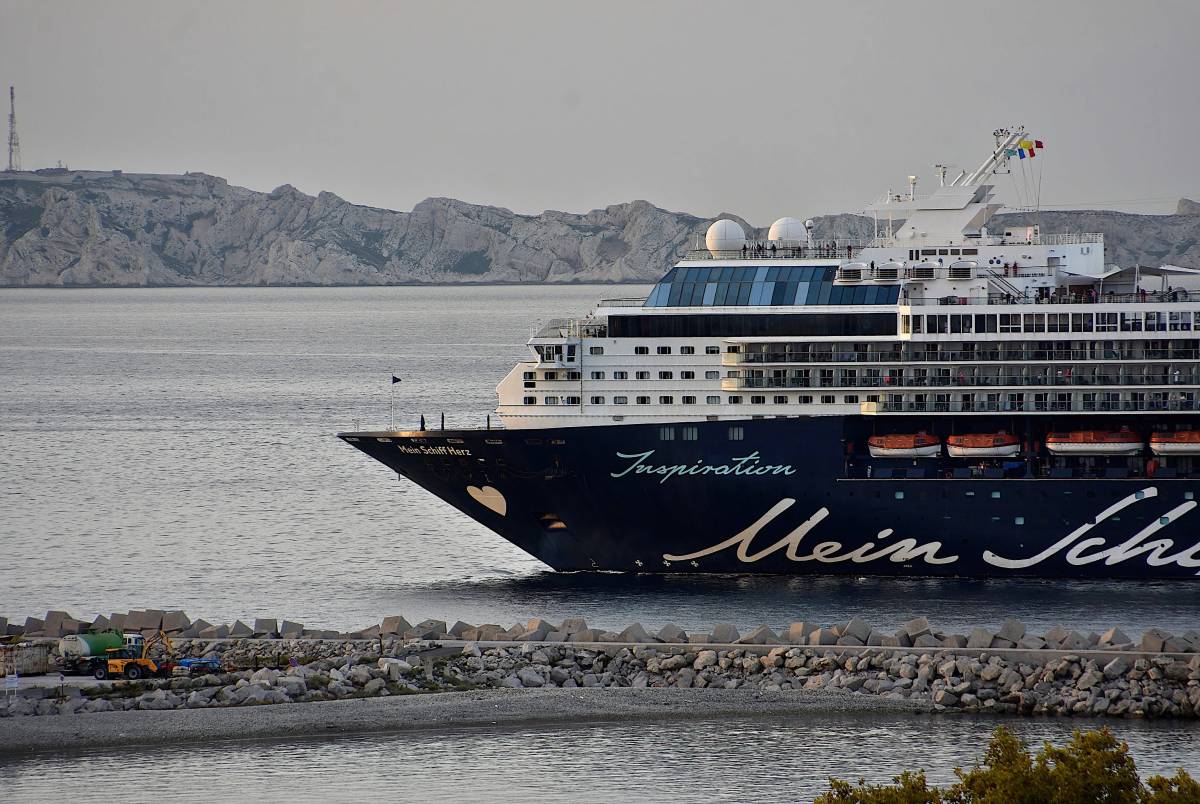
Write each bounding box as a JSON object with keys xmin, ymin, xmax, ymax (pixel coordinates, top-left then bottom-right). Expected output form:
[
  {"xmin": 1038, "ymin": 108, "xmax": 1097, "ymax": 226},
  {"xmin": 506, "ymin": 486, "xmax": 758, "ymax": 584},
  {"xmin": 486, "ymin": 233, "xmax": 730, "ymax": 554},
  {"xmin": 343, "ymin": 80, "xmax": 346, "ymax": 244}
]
[{"xmin": 340, "ymin": 129, "xmax": 1200, "ymax": 578}]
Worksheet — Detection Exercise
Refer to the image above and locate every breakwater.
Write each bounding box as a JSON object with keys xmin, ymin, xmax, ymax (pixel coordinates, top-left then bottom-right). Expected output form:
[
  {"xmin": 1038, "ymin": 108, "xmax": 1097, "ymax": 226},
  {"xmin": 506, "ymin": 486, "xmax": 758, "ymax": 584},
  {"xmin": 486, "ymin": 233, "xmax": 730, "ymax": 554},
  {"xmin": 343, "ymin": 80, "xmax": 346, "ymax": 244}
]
[{"xmin": 5, "ymin": 610, "xmax": 1200, "ymax": 721}]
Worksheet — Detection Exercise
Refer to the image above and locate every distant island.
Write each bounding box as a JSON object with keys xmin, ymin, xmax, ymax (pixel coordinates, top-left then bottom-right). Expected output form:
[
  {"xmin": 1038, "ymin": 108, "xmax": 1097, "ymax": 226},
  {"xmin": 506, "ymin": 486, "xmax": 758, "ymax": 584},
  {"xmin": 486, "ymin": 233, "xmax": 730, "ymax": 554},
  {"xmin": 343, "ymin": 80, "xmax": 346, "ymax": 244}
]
[{"xmin": 1, "ymin": 168, "xmax": 1198, "ymax": 287}]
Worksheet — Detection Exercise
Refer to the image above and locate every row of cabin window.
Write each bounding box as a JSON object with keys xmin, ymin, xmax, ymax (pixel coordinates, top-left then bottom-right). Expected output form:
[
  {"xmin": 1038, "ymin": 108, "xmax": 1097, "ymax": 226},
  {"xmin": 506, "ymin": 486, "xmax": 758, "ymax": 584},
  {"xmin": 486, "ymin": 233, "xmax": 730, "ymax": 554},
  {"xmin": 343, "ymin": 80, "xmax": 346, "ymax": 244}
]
[
  {"xmin": 630, "ymin": 345, "xmax": 720, "ymax": 355},
  {"xmin": 527, "ymin": 370, "xmax": 724, "ymax": 380},
  {"xmin": 521, "ymin": 394, "xmax": 856, "ymax": 405},
  {"xmin": 659, "ymin": 425, "xmax": 747, "ymax": 441},
  {"xmin": 902, "ymin": 311, "xmax": 1200, "ymax": 335}
]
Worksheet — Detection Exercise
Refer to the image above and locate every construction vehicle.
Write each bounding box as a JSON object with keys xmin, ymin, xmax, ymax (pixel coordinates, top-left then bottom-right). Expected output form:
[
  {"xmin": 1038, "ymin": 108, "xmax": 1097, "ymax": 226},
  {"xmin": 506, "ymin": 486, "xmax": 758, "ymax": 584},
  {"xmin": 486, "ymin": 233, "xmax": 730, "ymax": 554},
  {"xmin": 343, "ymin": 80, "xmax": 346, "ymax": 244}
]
[{"xmin": 91, "ymin": 630, "xmax": 176, "ymax": 680}]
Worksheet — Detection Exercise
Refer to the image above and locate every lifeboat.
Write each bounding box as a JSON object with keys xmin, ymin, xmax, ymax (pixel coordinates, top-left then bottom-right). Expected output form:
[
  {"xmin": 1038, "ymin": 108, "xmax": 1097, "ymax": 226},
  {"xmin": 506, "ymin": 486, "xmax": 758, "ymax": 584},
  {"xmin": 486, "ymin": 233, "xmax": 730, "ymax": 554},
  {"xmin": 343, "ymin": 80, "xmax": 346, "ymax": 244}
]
[
  {"xmin": 1044, "ymin": 429, "xmax": 1143, "ymax": 456},
  {"xmin": 946, "ymin": 432, "xmax": 1020, "ymax": 458},
  {"xmin": 868, "ymin": 433, "xmax": 941, "ymax": 458},
  {"xmin": 1150, "ymin": 431, "xmax": 1200, "ymax": 456}
]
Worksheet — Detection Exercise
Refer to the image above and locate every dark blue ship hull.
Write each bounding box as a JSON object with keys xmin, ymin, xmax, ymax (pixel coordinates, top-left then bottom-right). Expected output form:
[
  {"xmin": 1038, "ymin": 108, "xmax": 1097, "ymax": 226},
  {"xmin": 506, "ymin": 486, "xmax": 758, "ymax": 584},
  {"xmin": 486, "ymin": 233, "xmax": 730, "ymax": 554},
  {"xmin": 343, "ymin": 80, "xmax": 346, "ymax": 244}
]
[{"xmin": 339, "ymin": 416, "xmax": 1200, "ymax": 579}]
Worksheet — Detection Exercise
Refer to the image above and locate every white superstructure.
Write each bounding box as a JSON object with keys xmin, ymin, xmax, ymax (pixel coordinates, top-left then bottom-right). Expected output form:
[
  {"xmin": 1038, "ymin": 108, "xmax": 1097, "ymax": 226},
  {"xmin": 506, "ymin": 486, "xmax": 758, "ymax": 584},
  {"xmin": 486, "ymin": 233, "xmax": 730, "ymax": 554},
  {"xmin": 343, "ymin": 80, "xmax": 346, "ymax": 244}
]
[{"xmin": 497, "ymin": 129, "xmax": 1200, "ymax": 430}]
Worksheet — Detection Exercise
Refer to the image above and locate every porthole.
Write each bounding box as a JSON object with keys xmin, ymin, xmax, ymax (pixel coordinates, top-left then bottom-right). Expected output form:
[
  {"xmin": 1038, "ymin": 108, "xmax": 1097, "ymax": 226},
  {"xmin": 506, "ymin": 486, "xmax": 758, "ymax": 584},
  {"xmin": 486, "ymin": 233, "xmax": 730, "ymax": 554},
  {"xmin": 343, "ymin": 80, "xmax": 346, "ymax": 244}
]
[
  {"xmin": 895, "ymin": 491, "xmax": 904, "ymax": 500},
  {"xmin": 1015, "ymin": 516, "xmax": 1025, "ymax": 525},
  {"xmin": 991, "ymin": 491, "xmax": 1001, "ymax": 499}
]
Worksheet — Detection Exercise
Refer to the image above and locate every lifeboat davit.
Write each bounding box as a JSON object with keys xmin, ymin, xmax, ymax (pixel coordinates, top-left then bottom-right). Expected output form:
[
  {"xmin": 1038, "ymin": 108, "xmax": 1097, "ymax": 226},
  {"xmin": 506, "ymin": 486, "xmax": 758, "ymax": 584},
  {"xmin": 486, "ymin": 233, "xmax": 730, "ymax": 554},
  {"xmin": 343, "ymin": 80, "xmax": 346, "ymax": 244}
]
[
  {"xmin": 1150, "ymin": 431, "xmax": 1200, "ymax": 456},
  {"xmin": 868, "ymin": 433, "xmax": 941, "ymax": 458},
  {"xmin": 946, "ymin": 432, "xmax": 1020, "ymax": 458},
  {"xmin": 1045, "ymin": 429, "xmax": 1143, "ymax": 456}
]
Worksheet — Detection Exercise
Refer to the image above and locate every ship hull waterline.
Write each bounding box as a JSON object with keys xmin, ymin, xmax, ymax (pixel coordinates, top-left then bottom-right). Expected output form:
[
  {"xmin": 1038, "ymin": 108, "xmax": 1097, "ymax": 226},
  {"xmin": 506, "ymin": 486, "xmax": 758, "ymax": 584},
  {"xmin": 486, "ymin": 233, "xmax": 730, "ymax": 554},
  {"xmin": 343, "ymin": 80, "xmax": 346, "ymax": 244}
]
[{"xmin": 339, "ymin": 416, "xmax": 1200, "ymax": 580}]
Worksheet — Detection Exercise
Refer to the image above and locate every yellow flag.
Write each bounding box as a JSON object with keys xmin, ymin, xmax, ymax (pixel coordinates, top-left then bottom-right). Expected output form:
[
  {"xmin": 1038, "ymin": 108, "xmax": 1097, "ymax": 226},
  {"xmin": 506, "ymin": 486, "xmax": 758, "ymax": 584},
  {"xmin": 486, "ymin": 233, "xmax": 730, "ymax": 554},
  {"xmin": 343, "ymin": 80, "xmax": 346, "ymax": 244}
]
[{"xmin": 1019, "ymin": 139, "xmax": 1034, "ymax": 149}]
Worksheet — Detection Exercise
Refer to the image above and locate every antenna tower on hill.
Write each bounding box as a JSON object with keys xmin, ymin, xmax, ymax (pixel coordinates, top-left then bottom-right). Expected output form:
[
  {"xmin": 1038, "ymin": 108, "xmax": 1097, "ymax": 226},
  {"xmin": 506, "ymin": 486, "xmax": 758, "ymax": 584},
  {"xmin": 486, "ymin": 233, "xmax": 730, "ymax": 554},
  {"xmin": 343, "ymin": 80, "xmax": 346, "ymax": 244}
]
[{"xmin": 6, "ymin": 86, "xmax": 21, "ymax": 172}]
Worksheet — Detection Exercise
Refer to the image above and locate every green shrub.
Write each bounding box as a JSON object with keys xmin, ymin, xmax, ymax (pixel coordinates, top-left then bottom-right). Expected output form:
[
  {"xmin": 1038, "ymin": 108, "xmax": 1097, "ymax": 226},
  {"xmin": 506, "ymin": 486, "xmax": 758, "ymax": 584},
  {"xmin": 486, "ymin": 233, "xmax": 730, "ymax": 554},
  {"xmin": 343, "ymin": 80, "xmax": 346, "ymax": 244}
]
[{"xmin": 815, "ymin": 727, "xmax": 1198, "ymax": 803}]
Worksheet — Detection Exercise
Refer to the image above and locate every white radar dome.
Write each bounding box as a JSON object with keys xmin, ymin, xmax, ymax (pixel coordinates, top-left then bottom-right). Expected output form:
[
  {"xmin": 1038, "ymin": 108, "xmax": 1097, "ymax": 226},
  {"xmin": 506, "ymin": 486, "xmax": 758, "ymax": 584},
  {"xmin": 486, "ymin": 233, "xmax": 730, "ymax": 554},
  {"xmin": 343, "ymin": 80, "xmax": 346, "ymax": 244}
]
[
  {"xmin": 705, "ymin": 219, "xmax": 746, "ymax": 254},
  {"xmin": 768, "ymin": 216, "xmax": 807, "ymax": 242}
]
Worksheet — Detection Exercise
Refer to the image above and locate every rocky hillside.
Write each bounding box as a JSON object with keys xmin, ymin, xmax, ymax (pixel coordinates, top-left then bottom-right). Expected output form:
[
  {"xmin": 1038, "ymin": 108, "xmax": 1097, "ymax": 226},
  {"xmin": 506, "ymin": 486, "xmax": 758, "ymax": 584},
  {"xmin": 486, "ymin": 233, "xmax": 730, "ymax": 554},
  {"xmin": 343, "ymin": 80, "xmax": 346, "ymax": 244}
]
[{"xmin": 1, "ymin": 169, "xmax": 1197, "ymax": 287}]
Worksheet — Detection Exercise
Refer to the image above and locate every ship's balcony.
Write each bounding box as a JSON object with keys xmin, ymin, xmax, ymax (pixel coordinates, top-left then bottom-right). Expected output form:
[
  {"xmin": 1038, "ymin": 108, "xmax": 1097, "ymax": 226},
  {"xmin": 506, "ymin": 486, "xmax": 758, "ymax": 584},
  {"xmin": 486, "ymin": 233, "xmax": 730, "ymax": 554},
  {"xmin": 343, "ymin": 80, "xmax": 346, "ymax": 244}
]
[
  {"xmin": 861, "ymin": 397, "xmax": 1198, "ymax": 415},
  {"xmin": 732, "ymin": 373, "xmax": 1199, "ymax": 390},
  {"xmin": 904, "ymin": 290, "xmax": 1200, "ymax": 306},
  {"xmin": 732, "ymin": 348, "xmax": 1200, "ymax": 365}
]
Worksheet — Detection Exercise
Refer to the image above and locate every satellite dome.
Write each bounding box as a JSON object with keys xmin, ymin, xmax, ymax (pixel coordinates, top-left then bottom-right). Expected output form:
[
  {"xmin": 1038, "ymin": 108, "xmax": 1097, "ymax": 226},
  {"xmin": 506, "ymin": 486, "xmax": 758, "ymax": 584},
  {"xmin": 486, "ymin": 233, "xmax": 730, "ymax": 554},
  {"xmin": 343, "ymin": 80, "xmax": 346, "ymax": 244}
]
[
  {"xmin": 768, "ymin": 216, "xmax": 807, "ymax": 242},
  {"xmin": 705, "ymin": 219, "xmax": 746, "ymax": 254}
]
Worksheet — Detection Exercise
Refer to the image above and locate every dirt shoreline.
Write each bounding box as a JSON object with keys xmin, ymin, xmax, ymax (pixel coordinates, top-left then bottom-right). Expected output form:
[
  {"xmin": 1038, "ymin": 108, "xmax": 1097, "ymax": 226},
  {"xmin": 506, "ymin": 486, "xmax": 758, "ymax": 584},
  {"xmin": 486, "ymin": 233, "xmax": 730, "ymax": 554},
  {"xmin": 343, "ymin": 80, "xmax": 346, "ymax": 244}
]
[{"xmin": 0, "ymin": 687, "xmax": 931, "ymax": 756}]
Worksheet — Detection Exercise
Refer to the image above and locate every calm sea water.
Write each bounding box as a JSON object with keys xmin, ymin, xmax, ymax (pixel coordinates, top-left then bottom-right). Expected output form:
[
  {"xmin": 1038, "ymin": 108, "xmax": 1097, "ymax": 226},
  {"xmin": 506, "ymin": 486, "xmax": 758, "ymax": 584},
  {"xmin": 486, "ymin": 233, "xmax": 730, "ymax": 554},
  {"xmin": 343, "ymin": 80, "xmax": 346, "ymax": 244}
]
[
  {"xmin": 2, "ymin": 286, "xmax": 1199, "ymax": 637},
  {"xmin": 1, "ymin": 714, "xmax": 1197, "ymax": 802}
]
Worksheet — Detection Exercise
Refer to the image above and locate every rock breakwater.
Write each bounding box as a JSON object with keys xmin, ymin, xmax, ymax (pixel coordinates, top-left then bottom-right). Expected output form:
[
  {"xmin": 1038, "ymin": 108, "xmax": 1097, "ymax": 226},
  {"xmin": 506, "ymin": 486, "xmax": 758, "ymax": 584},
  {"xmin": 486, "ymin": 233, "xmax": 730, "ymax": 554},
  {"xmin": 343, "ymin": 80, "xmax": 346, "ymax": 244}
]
[{"xmin": 5, "ymin": 611, "xmax": 1200, "ymax": 721}]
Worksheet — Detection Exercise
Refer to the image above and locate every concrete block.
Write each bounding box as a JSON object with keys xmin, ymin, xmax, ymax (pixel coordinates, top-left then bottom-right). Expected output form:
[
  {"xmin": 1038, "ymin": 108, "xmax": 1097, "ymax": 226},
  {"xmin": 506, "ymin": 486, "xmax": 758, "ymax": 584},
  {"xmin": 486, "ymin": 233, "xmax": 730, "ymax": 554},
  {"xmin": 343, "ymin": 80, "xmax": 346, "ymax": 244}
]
[
  {"xmin": 43, "ymin": 610, "xmax": 70, "ymax": 634},
  {"xmin": 0, "ymin": 616, "xmax": 6, "ymax": 632},
  {"xmin": 544, "ymin": 630, "xmax": 568, "ymax": 642},
  {"xmin": 784, "ymin": 621, "xmax": 818, "ymax": 645},
  {"xmin": 448, "ymin": 621, "xmax": 474, "ymax": 638},
  {"xmin": 989, "ymin": 637, "xmax": 1016, "ymax": 649},
  {"xmin": 1099, "ymin": 627, "xmax": 1131, "ymax": 647},
  {"xmin": 230, "ymin": 620, "xmax": 253, "ymax": 638},
  {"xmin": 569, "ymin": 629, "xmax": 599, "ymax": 643},
  {"xmin": 516, "ymin": 623, "xmax": 553, "ymax": 642},
  {"xmin": 737, "ymin": 625, "xmax": 780, "ymax": 645},
  {"xmin": 903, "ymin": 617, "xmax": 932, "ymax": 639},
  {"xmin": 710, "ymin": 623, "xmax": 740, "ymax": 643},
  {"xmin": 996, "ymin": 618, "xmax": 1026, "ymax": 643},
  {"xmin": 559, "ymin": 617, "xmax": 588, "ymax": 634},
  {"xmin": 23, "ymin": 616, "xmax": 44, "ymax": 635},
  {"xmin": 842, "ymin": 617, "xmax": 873, "ymax": 643},
  {"xmin": 162, "ymin": 611, "xmax": 191, "ymax": 632},
  {"xmin": 476, "ymin": 625, "xmax": 507, "ymax": 640},
  {"xmin": 380, "ymin": 616, "xmax": 412, "ymax": 635},
  {"xmin": 253, "ymin": 618, "xmax": 279, "ymax": 637},
  {"xmin": 1043, "ymin": 626, "xmax": 1070, "ymax": 646},
  {"xmin": 808, "ymin": 628, "xmax": 838, "ymax": 646},
  {"xmin": 190, "ymin": 619, "xmax": 213, "ymax": 633},
  {"xmin": 914, "ymin": 634, "xmax": 942, "ymax": 648},
  {"xmin": 688, "ymin": 633, "xmax": 713, "ymax": 644},
  {"xmin": 1017, "ymin": 636, "xmax": 1047, "ymax": 650},
  {"xmin": 141, "ymin": 610, "xmax": 166, "ymax": 630},
  {"xmin": 893, "ymin": 630, "xmax": 913, "ymax": 648},
  {"xmin": 879, "ymin": 635, "xmax": 901, "ymax": 648},
  {"xmin": 941, "ymin": 634, "xmax": 968, "ymax": 649},
  {"xmin": 280, "ymin": 620, "xmax": 304, "ymax": 638},
  {"xmin": 618, "ymin": 623, "xmax": 655, "ymax": 643},
  {"xmin": 966, "ymin": 627, "xmax": 994, "ymax": 649},
  {"xmin": 108, "ymin": 613, "xmax": 127, "ymax": 632},
  {"xmin": 198, "ymin": 624, "xmax": 230, "ymax": 639},
  {"xmin": 1141, "ymin": 627, "xmax": 1172, "ymax": 653},
  {"xmin": 656, "ymin": 624, "xmax": 688, "ymax": 643},
  {"xmin": 357, "ymin": 625, "xmax": 381, "ymax": 639},
  {"xmin": 88, "ymin": 615, "xmax": 109, "ymax": 632},
  {"xmin": 866, "ymin": 630, "xmax": 886, "ymax": 646},
  {"xmin": 836, "ymin": 635, "xmax": 864, "ymax": 647},
  {"xmin": 418, "ymin": 619, "xmax": 449, "ymax": 635},
  {"xmin": 1163, "ymin": 637, "xmax": 1190, "ymax": 654},
  {"xmin": 1060, "ymin": 631, "xmax": 1090, "ymax": 651}
]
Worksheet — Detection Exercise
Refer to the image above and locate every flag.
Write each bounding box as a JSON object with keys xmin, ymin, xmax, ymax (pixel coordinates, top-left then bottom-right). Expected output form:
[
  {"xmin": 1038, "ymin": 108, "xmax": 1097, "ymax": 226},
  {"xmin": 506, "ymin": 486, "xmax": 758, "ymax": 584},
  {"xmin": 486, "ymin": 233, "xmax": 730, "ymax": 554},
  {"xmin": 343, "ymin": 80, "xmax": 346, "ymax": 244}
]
[
  {"xmin": 1018, "ymin": 149, "xmax": 1027, "ymax": 159},
  {"xmin": 1035, "ymin": 139, "xmax": 1044, "ymax": 149},
  {"xmin": 1004, "ymin": 149, "xmax": 1017, "ymax": 157},
  {"xmin": 1019, "ymin": 139, "xmax": 1034, "ymax": 149},
  {"xmin": 1028, "ymin": 148, "xmax": 1036, "ymax": 158},
  {"xmin": 391, "ymin": 375, "xmax": 401, "ymax": 384}
]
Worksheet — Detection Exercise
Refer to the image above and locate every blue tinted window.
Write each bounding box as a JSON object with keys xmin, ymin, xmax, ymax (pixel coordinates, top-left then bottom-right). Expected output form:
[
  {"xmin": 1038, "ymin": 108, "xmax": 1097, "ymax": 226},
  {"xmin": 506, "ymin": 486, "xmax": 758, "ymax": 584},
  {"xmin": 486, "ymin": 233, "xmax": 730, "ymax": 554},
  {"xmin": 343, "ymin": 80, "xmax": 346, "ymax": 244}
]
[{"xmin": 642, "ymin": 263, "xmax": 897, "ymax": 308}]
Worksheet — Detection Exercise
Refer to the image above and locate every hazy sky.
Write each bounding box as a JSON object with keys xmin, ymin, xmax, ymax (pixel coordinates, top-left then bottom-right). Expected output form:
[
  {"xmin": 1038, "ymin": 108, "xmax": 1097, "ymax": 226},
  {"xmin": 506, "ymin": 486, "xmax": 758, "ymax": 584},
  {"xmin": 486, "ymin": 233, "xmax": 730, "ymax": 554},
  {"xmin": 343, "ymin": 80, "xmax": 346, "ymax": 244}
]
[{"xmin": 2, "ymin": 0, "xmax": 1199, "ymax": 222}]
